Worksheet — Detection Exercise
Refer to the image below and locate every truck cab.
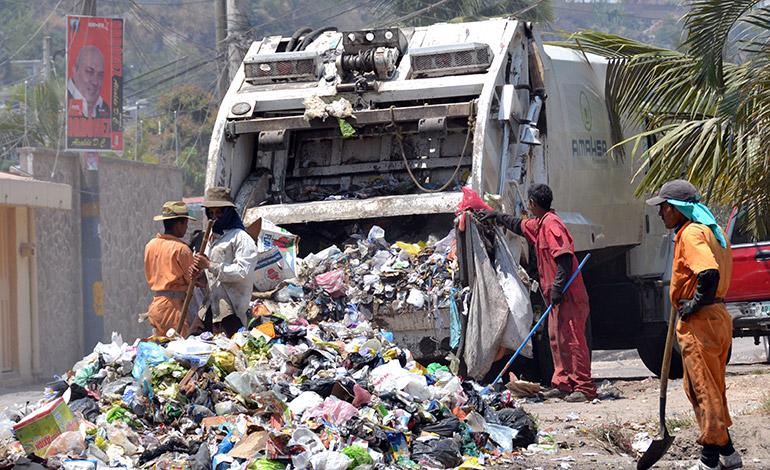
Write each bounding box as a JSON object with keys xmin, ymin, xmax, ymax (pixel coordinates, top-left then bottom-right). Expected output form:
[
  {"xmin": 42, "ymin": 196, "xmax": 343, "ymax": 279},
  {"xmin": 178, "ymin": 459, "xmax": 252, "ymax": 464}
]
[{"xmin": 727, "ymin": 208, "xmax": 770, "ymax": 361}]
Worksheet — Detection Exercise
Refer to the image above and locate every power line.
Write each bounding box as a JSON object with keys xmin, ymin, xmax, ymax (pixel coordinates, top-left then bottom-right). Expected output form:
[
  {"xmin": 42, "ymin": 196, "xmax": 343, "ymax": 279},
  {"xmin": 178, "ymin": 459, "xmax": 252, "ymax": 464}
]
[{"xmin": 0, "ymin": 0, "xmax": 65, "ymax": 68}]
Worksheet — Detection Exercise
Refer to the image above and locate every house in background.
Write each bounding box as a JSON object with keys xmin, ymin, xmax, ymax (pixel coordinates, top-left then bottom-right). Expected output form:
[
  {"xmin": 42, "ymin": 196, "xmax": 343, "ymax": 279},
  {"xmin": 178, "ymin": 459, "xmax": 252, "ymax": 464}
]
[{"xmin": 0, "ymin": 170, "xmax": 71, "ymax": 384}]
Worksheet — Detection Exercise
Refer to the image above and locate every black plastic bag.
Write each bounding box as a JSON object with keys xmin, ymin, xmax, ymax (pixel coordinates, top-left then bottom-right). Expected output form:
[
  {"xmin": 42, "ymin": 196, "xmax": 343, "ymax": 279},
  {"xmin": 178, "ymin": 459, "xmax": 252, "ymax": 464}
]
[
  {"xmin": 68, "ymin": 397, "xmax": 100, "ymax": 423},
  {"xmin": 187, "ymin": 404, "xmax": 214, "ymax": 423},
  {"xmin": 497, "ymin": 407, "xmax": 537, "ymax": 448},
  {"xmin": 188, "ymin": 441, "xmax": 212, "ymax": 470},
  {"xmin": 421, "ymin": 417, "xmax": 460, "ymax": 437},
  {"xmin": 461, "ymin": 382, "xmax": 488, "ymax": 415},
  {"xmin": 300, "ymin": 378, "xmax": 336, "ymax": 397},
  {"xmin": 345, "ymin": 418, "xmax": 391, "ymax": 452},
  {"xmin": 139, "ymin": 437, "xmax": 192, "ymax": 464},
  {"xmin": 412, "ymin": 438, "xmax": 463, "ymax": 468}
]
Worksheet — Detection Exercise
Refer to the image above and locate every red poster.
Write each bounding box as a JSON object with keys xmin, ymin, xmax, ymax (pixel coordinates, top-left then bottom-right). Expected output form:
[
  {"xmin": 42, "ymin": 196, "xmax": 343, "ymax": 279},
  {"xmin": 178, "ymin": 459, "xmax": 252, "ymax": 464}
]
[{"xmin": 66, "ymin": 16, "xmax": 123, "ymax": 152}]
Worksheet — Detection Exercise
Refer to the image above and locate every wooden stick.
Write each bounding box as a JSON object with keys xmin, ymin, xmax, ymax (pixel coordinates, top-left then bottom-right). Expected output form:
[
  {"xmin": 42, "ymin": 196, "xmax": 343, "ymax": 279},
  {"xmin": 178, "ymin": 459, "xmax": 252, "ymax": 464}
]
[{"xmin": 175, "ymin": 219, "xmax": 214, "ymax": 336}]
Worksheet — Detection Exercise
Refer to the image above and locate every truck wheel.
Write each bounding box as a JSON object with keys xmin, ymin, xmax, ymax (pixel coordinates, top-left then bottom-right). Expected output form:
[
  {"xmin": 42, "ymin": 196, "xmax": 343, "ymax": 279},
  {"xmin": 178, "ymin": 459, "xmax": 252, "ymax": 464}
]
[{"xmin": 637, "ymin": 323, "xmax": 684, "ymax": 379}]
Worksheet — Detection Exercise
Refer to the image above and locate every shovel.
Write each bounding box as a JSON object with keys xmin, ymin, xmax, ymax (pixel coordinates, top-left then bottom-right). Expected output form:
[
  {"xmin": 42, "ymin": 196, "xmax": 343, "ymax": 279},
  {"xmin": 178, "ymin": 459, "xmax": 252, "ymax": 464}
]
[{"xmin": 637, "ymin": 306, "xmax": 678, "ymax": 470}]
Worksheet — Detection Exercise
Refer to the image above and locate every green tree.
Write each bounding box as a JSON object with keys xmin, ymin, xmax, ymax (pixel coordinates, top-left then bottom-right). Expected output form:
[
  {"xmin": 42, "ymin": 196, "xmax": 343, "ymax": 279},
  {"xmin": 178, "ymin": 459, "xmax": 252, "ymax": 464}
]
[
  {"xmin": 137, "ymin": 84, "xmax": 216, "ymax": 195},
  {"xmin": 557, "ymin": 0, "xmax": 769, "ymax": 235},
  {"xmin": 0, "ymin": 79, "xmax": 63, "ymax": 151}
]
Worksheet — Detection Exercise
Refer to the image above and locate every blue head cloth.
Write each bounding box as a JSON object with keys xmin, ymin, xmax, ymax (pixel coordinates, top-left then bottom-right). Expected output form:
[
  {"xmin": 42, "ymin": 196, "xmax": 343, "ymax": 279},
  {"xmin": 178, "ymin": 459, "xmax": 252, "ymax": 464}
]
[{"xmin": 667, "ymin": 199, "xmax": 727, "ymax": 248}]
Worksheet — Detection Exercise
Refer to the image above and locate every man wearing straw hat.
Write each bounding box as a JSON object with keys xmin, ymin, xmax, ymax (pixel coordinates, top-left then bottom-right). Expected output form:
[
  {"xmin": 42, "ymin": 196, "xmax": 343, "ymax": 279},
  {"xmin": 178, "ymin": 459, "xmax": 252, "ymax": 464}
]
[
  {"xmin": 144, "ymin": 201, "xmax": 196, "ymax": 336},
  {"xmin": 189, "ymin": 186, "xmax": 258, "ymax": 337}
]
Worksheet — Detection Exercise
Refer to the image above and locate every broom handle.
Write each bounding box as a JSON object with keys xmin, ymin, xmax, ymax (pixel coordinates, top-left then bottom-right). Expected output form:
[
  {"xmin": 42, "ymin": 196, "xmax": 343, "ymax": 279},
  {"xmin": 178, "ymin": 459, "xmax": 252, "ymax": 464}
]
[{"xmin": 175, "ymin": 220, "xmax": 214, "ymax": 335}]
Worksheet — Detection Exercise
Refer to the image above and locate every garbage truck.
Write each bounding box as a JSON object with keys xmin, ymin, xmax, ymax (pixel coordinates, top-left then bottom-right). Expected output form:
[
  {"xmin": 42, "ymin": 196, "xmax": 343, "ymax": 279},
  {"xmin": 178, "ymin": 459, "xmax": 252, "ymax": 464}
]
[{"xmin": 203, "ymin": 18, "xmax": 691, "ymax": 379}]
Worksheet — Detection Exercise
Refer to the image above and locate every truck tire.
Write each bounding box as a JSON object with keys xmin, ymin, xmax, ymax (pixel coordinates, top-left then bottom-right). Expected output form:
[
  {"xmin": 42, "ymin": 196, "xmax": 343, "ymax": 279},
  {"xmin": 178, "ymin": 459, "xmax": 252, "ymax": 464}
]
[{"xmin": 637, "ymin": 322, "xmax": 684, "ymax": 379}]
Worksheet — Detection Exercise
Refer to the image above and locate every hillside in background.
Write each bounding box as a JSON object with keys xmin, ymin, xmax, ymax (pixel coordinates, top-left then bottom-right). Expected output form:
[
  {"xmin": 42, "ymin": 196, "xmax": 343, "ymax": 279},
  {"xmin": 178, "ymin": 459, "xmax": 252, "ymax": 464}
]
[{"xmin": 0, "ymin": 0, "xmax": 686, "ymax": 195}]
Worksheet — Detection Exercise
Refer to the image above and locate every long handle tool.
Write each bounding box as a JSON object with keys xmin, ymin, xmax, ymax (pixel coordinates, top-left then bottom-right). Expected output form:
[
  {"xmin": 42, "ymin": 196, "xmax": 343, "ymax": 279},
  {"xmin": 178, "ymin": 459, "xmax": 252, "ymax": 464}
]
[
  {"xmin": 637, "ymin": 306, "xmax": 678, "ymax": 469},
  {"xmin": 175, "ymin": 219, "xmax": 214, "ymax": 336}
]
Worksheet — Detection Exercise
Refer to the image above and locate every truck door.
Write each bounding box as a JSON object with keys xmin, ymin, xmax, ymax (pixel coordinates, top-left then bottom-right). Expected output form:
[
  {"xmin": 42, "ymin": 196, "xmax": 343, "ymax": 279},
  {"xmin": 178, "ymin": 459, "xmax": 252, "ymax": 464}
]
[{"xmin": 726, "ymin": 208, "xmax": 770, "ymax": 306}]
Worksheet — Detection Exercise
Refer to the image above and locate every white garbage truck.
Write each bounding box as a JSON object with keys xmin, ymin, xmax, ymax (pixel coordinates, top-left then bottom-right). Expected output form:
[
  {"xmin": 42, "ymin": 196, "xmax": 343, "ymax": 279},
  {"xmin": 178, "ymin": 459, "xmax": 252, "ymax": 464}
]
[{"xmin": 204, "ymin": 18, "xmax": 682, "ymax": 378}]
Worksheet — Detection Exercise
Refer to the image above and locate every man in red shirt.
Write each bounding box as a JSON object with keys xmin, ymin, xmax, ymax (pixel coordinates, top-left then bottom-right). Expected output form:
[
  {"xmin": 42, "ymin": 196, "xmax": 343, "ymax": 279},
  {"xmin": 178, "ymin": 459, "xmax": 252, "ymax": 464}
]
[{"xmin": 483, "ymin": 183, "xmax": 596, "ymax": 402}]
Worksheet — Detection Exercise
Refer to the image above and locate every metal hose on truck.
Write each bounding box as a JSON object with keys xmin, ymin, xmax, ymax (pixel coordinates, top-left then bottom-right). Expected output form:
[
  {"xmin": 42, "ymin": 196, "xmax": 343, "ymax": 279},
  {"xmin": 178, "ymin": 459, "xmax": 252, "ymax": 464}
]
[{"xmin": 388, "ymin": 101, "xmax": 477, "ymax": 193}]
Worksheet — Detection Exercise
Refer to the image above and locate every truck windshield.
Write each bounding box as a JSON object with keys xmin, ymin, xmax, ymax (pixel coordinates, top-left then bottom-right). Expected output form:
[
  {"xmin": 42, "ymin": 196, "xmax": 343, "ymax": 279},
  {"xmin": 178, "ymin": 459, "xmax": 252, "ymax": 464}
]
[{"xmin": 730, "ymin": 209, "xmax": 770, "ymax": 245}]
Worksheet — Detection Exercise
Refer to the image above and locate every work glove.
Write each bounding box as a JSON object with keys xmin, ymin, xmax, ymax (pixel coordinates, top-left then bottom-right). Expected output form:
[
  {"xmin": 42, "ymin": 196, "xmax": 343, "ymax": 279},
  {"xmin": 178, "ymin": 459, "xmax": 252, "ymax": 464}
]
[
  {"xmin": 477, "ymin": 210, "xmax": 501, "ymax": 223},
  {"xmin": 550, "ymin": 289, "xmax": 563, "ymax": 305},
  {"xmin": 677, "ymin": 298, "xmax": 700, "ymax": 320},
  {"xmin": 677, "ymin": 269, "xmax": 719, "ymax": 320}
]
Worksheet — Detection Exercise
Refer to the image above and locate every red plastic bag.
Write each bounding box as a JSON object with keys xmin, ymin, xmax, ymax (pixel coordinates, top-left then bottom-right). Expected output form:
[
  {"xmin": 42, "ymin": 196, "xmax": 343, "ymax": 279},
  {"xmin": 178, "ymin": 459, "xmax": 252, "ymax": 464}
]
[{"xmin": 456, "ymin": 187, "xmax": 493, "ymax": 214}]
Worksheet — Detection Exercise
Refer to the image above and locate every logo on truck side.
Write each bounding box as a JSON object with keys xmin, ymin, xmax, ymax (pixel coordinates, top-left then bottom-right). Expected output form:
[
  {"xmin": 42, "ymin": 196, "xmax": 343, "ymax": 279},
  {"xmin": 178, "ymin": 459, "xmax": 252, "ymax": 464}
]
[{"xmin": 579, "ymin": 91, "xmax": 592, "ymax": 132}]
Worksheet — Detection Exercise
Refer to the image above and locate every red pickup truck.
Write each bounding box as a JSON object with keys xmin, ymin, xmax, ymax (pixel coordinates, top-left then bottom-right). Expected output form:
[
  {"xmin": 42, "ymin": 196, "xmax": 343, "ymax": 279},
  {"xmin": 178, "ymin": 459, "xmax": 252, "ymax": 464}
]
[{"xmin": 726, "ymin": 208, "xmax": 770, "ymax": 361}]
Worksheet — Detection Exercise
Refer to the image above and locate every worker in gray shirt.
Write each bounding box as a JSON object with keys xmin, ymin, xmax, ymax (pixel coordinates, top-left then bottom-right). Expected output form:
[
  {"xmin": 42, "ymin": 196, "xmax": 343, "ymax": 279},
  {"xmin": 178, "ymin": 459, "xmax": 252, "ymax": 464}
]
[{"xmin": 189, "ymin": 186, "xmax": 258, "ymax": 337}]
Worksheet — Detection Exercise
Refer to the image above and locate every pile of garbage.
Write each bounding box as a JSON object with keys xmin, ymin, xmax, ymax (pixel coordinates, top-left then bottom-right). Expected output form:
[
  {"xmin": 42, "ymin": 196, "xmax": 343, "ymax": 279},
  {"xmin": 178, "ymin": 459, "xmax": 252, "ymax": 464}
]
[
  {"xmin": 254, "ymin": 223, "xmax": 461, "ymax": 332},
  {"xmin": 1, "ymin": 319, "xmax": 537, "ymax": 469}
]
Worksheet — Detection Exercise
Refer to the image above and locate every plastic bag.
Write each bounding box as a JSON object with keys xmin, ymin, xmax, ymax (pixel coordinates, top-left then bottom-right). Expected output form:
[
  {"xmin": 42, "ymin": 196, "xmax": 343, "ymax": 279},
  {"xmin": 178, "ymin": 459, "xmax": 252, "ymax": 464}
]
[
  {"xmin": 367, "ymin": 226, "xmax": 386, "ymax": 244},
  {"xmin": 456, "ymin": 187, "xmax": 493, "ymax": 214},
  {"xmin": 351, "ymin": 384, "xmax": 372, "ymax": 408},
  {"xmin": 68, "ymin": 398, "xmax": 100, "ymax": 423},
  {"xmin": 288, "ymin": 391, "xmax": 324, "ymax": 417},
  {"xmin": 321, "ymin": 396, "xmax": 357, "ymax": 426},
  {"xmin": 132, "ymin": 342, "xmax": 168, "ymax": 380},
  {"xmin": 105, "ymin": 422, "xmax": 141, "ymax": 456},
  {"xmin": 309, "ymin": 451, "xmax": 352, "ymax": 470},
  {"xmin": 315, "ymin": 270, "xmax": 346, "ymax": 298},
  {"xmin": 497, "ymin": 407, "xmax": 537, "ymax": 448},
  {"xmin": 411, "ymin": 438, "xmax": 463, "ymax": 468},
  {"xmin": 341, "ymin": 445, "xmax": 373, "ymax": 468},
  {"xmin": 405, "ymin": 289, "xmax": 425, "ymax": 308},
  {"xmin": 484, "ymin": 423, "xmax": 518, "ymax": 453},
  {"xmin": 421, "ymin": 417, "xmax": 460, "ymax": 437},
  {"xmin": 248, "ymin": 459, "xmax": 286, "ymax": 470},
  {"xmin": 44, "ymin": 431, "xmax": 86, "ymax": 458}
]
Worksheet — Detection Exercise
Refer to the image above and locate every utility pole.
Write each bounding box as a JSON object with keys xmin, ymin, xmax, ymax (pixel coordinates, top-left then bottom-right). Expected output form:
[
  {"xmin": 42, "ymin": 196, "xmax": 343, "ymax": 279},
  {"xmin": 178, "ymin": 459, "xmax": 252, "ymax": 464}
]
[
  {"xmin": 173, "ymin": 110, "xmax": 179, "ymax": 164},
  {"xmin": 78, "ymin": 0, "xmax": 104, "ymax": 352},
  {"xmin": 42, "ymin": 36, "xmax": 52, "ymax": 81},
  {"xmin": 23, "ymin": 80, "xmax": 28, "ymax": 146},
  {"xmin": 215, "ymin": 0, "xmax": 228, "ymax": 98},
  {"xmin": 134, "ymin": 104, "xmax": 140, "ymax": 160},
  {"xmin": 226, "ymin": 0, "xmax": 250, "ymax": 85},
  {"xmin": 81, "ymin": 0, "xmax": 96, "ymax": 16}
]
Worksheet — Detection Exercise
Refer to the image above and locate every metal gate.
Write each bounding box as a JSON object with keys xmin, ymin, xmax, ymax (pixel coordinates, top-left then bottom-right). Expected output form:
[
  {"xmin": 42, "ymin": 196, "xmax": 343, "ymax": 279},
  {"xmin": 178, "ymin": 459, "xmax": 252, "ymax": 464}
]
[{"xmin": 0, "ymin": 206, "xmax": 17, "ymax": 374}]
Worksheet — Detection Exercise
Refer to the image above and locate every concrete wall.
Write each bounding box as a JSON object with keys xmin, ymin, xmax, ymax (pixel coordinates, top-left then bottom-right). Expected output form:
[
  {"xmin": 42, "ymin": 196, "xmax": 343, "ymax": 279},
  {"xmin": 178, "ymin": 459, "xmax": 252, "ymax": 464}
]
[{"xmin": 19, "ymin": 148, "xmax": 184, "ymax": 379}]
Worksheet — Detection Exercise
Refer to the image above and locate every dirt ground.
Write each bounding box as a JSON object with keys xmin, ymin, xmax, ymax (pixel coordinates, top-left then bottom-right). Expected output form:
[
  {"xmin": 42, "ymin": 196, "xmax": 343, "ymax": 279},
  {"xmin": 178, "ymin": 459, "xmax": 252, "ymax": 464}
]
[{"xmin": 501, "ymin": 362, "xmax": 770, "ymax": 469}]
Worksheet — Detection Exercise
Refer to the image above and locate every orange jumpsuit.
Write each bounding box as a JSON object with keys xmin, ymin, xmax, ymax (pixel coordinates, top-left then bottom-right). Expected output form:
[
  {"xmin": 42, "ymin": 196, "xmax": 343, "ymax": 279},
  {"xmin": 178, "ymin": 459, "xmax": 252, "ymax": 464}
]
[
  {"xmin": 671, "ymin": 222, "xmax": 733, "ymax": 446},
  {"xmin": 144, "ymin": 234, "xmax": 194, "ymax": 336}
]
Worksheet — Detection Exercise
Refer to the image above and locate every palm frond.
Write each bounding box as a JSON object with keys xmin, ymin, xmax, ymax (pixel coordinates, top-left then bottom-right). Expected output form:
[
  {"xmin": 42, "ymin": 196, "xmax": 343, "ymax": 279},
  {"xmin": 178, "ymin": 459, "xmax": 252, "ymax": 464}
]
[{"xmin": 682, "ymin": 0, "xmax": 762, "ymax": 88}]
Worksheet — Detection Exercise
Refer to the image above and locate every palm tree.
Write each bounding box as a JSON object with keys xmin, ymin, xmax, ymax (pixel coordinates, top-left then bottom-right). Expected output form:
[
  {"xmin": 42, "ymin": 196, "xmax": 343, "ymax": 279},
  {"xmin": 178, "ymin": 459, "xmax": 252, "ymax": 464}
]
[
  {"xmin": 0, "ymin": 79, "xmax": 63, "ymax": 158},
  {"xmin": 554, "ymin": 0, "xmax": 769, "ymax": 236}
]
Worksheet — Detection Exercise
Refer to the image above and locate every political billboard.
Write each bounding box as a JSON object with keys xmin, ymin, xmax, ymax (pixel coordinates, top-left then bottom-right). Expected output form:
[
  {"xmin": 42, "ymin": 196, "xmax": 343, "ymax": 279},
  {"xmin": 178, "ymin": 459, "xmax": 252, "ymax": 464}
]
[{"xmin": 66, "ymin": 16, "xmax": 123, "ymax": 152}]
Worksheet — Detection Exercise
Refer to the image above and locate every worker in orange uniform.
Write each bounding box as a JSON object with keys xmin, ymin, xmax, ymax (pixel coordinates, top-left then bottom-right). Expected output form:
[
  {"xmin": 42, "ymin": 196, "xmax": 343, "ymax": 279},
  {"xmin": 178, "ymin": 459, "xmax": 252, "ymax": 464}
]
[
  {"xmin": 647, "ymin": 180, "xmax": 741, "ymax": 470},
  {"xmin": 482, "ymin": 183, "xmax": 597, "ymax": 402},
  {"xmin": 144, "ymin": 201, "xmax": 196, "ymax": 336}
]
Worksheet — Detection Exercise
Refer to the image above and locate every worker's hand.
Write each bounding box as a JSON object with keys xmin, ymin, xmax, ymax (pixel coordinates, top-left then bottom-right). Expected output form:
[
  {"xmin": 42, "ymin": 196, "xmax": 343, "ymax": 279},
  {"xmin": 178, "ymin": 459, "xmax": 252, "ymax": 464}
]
[
  {"xmin": 193, "ymin": 253, "xmax": 210, "ymax": 270},
  {"xmin": 550, "ymin": 289, "xmax": 563, "ymax": 305},
  {"xmin": 677, "ymin": 299, "xmax": 699, "ymax": 320},
  {"xmin": 477, "ymin": 210, "xmax": 500, "ymax": 223}
]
